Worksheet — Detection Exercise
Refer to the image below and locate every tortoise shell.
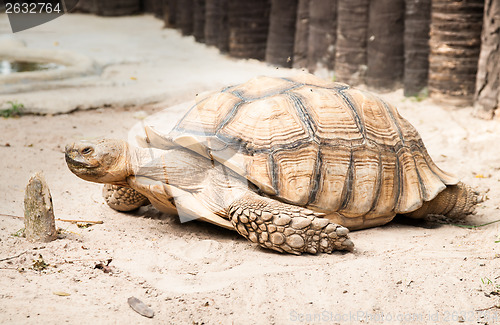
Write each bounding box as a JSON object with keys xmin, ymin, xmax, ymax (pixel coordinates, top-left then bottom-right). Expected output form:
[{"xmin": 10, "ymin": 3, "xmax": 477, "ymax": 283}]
[{"xmin": 145, "ymin": 74, "xmax": 458, "ymax": 229}]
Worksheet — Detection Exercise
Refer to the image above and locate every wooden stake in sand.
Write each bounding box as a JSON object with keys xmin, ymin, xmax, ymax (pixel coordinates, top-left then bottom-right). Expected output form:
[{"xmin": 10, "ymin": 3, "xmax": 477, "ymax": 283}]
[{"xmin": 24, "ymin": 172, "xmax": 57, "ymax": 242}]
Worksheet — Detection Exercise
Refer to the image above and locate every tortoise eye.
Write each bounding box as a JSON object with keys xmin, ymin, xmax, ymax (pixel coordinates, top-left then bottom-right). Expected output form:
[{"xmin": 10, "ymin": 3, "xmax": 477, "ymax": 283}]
[{"xmin": 81, "ymin": 147, "xmax": 93, "ymax": 155}]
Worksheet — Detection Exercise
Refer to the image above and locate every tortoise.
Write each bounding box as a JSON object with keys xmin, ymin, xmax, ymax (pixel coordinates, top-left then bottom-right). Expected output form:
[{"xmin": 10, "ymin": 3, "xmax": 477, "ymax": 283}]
[{"xmin": 65, "ymin": 74, "xmax": 479, "ymax": 255}]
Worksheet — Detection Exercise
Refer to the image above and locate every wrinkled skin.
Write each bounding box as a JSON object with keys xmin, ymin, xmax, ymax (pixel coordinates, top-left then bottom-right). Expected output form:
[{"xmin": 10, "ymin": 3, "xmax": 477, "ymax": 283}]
[{"xmin": 65, "ymin": 139, "xmax": 131, "ymax": 186}]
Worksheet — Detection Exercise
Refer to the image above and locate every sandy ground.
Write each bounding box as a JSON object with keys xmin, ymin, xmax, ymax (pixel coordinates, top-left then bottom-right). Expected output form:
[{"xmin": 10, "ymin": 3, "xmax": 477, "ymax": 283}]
[{"xmin": 1, "ymin": 14, "xmax": 500, "ymax": 325}]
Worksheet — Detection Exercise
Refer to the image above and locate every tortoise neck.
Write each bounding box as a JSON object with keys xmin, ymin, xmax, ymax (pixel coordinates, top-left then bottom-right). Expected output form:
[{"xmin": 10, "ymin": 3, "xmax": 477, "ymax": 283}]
[{"xmin": 128, "ymin": 145, "xmax": 170, "ymax": 177}]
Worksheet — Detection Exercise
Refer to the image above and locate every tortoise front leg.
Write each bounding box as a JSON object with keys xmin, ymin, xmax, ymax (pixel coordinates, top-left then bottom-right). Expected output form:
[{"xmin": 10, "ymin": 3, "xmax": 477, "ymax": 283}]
[
  {"xmin": 228, "ymin": 193, "xmax": 354, "ymax": 255},
  {"xmin": 102, "ymin": 184, "xmax": 150, "ymax": 211}
]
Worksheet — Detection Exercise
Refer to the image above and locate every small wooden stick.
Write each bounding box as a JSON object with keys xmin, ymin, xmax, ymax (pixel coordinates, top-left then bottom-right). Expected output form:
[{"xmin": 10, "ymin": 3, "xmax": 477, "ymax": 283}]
[
  {"xmin": 0, "ymin": 250, "xmax": 27, "ymax": 262},
  {"xmin": 56, "ymin": 219, "xmax": 104, "ymax": 225},
  {"xmin": 475, "ymin": 305, "xmax": 500, "ymax": 312},
  {"xmin": 0, "ymin": 213, "xmax": 103, "ymax": 225}
]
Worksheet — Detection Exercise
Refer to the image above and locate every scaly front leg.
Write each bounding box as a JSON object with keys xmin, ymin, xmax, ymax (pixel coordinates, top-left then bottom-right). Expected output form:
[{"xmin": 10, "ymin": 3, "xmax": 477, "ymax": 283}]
[
  {"xmin": 102, "ymin": 184, "xmax": 150, "ymax": 211},
  {"xmin": 228, "ymin": 193, "xmax": 354, "ymax": 255}
]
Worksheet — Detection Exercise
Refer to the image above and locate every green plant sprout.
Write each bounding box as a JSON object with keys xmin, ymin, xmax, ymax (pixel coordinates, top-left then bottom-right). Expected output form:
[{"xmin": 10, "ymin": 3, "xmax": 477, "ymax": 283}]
[{"xmin": 0, "ymin": 101, "xmax": 24, "ymax": 118}]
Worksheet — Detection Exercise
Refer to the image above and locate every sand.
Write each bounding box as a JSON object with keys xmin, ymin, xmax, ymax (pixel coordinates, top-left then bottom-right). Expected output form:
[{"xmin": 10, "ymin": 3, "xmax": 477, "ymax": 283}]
[{"xmin": 1, "ymin": 14, "xmax": 500, "ymax": 325}]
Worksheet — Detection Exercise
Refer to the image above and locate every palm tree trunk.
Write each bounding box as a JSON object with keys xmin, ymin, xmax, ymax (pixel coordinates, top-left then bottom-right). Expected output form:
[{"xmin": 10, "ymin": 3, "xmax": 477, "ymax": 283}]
[
  {"xmin": 163, "ymin": 0, "xmax": 176, "ymax": 28},
  {"xmin": 74, "ymin": 0, "xmax": 96, "ymax": 13},
  {"xmin": 143, "ymin": 0, "xmax": 155, "ymax": 13},
  {"xmin": 95, "ymin": 0, "xmax": 141, "ymax": 16},
  {"xmin": 474, "ymin": 0, "xmax": 500, "ymax": 119},
  {"xmin": 153, "ymin": 0, "xmax": 164, "ymax": 18},
  {"xmin": 265, "ymin": 0, "xmax": 298, "ymax": 67},
  {"xmin": 193, "ymin": 0, "xmax": 206, "ymax": 43},
  {"xmin": 334, "ymin": 0, "xmax": 369, "ymax": 85},
  {"xmin": 228, "ymin": 1, "xmax": 271, "ymax": 59},
  {"xmin": 176, "ymin": 0, "xmax": 194, "ymax": 36},
  {"xmin": 404, "ymin": 0, "xmax": 431, "ymax": 96},
  {"xmin": 205, "ymin": 0, "xmax": 229, "ymax": 52},
  {"xmin": 429, "ymin": 0, "xmax": 484, "ymax": 106},
  {"xmin": 365, "ymin": 0, "xmax": 404, "ymax": 90},
  {"xmin": 292, "ymin": 0, "xmax": 310, "ymax": 69},
  {"xmin": 307, "ymin": 0, "xmax": 337, "ymax": 73}
]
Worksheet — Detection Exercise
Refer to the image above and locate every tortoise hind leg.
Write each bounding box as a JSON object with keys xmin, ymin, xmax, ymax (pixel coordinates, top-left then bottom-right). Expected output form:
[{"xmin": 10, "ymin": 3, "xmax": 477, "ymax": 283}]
[
  {"xmin": 404, "ymin": 182, "xmax": 480, "ymax": 219},
  {"xmin": 228, "ymin": 192, "xmax": 354, "ymax": 255},
  {"xmin": 102, "ymin": 184, "xmax": 150, "ymax": 211}
]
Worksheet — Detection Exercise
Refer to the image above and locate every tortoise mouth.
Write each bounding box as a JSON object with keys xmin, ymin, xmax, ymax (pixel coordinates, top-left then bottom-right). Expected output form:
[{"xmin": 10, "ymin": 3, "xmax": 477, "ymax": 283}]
[
  {"xmin": 64, "ymin": 152, "xmax": 98, "ymax": 169},
  {"xmin": 64, "ymin": 143, "xmax": 101, "ymax": 171}
]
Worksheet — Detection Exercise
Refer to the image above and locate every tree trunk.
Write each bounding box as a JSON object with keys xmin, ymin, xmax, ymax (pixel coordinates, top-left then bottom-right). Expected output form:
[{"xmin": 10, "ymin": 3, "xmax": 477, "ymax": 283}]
[
  {"xmin": 429, "ymin": 0, "xmax": 484, "ymax": 106},
  {"xmin": 143, "ymin": 0, "xmax": 163, "ymax": 17},
  {"xmin": 307, "ymin": 0, "xmax": 337, "ymax": 73},
  {"xmin": 266, "ymin": 0, "xmax": 298, "ymax": 67},
  {"xmin": 205, "ymin": 0, "xmax": 229, "ymax": 52},
  {"xmin": 228, "ymin": 1, "xmax": 271, "ymax": 60},
  {"xmin": 176, "ymin": 0, "xmax": 194, "ymax": 36},
  {"xmin": 334, "ymin": 0, "xmax": 369, "ymax": 85},
  {"xmin": 74, "ymin": 0, "xmax": 97, "ymax": 13},
  {"xmin": 95, "ymin": 0, "xmax": 141, "ymax": 16},
  {"xmin": 474, "ymin": 0, "xmax": 500, "ymax": 119},
  {"xmin": 404, "ymin": 0, "xmax": 431, "ymax": 96},
  {"xmin": 153, "ymin": 0, "xmax": 164, "ymax": 18},
  {"xmin": 365, "ymin": 0, "xmax": 404, "ymax": 90},
  {"xmin": 163, "ymin": 0, "xmax": 177, "ymax": 28},
  {"xmin": 193, "ymin": 0, "xmax": 206, "ymax": 43},
  {"xmin": 143, "ymin": 0, "xmax": 155, "ymax": 13},
  {"xmin": 292, "ymin": 0, "xmax": 310, "ymax": 69}
]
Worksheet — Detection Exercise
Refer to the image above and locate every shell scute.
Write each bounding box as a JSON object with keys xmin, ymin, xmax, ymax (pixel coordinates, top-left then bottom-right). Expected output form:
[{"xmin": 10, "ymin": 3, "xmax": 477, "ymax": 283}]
[
  {"xmin": 273, "ymin": 144, "xmax": 319, "ymax": 205},
  {"xmin": 311, "ymin": 146, "xmax": 351, "ymax": 211},
  {"xmin": 217, "ymin": 94, "xmax": 311, "ymax": 150},
  {"xmin": 293, "ymin": 86, "xmax": 364, "ymax": 145},
  {"xmin": 340, "ymin": 148, "xmax": 381, "ymax": 217},
  {"xmin": 179, "ymin": 91, "xmax": 241, "ymax": 135}
]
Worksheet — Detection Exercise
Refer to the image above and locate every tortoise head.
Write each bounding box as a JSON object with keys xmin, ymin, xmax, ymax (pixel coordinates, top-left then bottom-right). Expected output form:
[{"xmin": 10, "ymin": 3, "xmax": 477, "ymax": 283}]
[{"xmin": 65, "ymin": 139, "xmax": 132, "ymax": 185}]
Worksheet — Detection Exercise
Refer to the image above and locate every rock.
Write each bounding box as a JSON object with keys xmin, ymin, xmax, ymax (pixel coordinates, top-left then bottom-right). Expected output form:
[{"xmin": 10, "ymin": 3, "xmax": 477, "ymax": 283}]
[
  {"xmin": 127, "ymin": 297, "xmax": 154, "ymax": 318},
  {"xmin": 24, "ymin": 172, "xmax": 57, "ymax": 242}
]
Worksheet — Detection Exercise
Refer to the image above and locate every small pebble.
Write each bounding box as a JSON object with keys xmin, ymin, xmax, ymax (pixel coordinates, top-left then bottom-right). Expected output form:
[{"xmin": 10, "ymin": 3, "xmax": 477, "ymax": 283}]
[{"xmin": 128, "ymin": 297, "xmax": 154, "ymax": 318}]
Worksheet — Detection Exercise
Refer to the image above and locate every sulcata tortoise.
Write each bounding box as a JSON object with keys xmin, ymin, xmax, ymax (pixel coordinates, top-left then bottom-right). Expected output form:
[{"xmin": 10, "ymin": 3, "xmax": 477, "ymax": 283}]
[{"xmin": 65, "ymin": 74, "xmax": 479, "ymax": 255}]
